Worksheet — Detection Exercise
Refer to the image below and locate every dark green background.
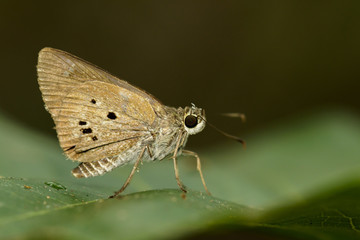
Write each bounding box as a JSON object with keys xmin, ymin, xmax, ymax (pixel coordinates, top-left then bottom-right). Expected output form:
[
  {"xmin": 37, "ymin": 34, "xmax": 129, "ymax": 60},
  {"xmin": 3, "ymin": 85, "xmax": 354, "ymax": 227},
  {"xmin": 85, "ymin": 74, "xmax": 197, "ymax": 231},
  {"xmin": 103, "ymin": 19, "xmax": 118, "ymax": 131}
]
[
  {"xmin": 1, "ymin": 0, "xmax": 359, "ymax": 149},
  {"xmin": 1, "ymin": 2, "xmax": 360, "ymax": 239}
]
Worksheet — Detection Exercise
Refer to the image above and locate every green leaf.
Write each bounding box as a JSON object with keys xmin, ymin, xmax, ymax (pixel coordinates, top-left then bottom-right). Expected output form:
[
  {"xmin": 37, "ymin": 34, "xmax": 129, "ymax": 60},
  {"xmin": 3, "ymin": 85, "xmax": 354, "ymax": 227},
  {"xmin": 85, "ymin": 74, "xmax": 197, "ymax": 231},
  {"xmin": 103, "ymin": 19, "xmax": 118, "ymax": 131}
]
[
  {"xmin": 0, "ymin": 177, "xmax": 256, "ymax": 239},
  {"xmin": 1, "ymin": 109, "xmax": 360, "ymax": 239},
  {"xmin": 259, "ymin": 181, "xmax": 360, "ymax": 239}
]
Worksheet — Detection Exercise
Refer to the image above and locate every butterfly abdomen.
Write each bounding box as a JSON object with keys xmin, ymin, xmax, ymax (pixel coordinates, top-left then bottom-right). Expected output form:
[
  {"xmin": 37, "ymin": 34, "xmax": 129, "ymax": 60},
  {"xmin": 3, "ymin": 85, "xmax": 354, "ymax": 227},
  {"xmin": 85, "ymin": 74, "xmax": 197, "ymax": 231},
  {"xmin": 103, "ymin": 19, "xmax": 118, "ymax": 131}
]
[
  {"xmin": 72, "ymin": 157, "xmax": 119, "ymax": 178},
  {"xmin": 71, "ymin": 142, "xmax": 148, "ymax": 178}
]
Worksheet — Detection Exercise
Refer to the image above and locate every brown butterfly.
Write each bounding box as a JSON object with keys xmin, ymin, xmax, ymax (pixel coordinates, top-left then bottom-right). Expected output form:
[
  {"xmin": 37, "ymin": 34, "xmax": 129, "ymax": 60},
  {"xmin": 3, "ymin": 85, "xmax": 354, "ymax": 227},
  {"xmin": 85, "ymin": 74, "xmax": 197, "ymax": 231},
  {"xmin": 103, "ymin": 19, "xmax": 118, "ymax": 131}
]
[{"xmin": 37, "ymin": 47, "xmax": 210, "ymax": 197}]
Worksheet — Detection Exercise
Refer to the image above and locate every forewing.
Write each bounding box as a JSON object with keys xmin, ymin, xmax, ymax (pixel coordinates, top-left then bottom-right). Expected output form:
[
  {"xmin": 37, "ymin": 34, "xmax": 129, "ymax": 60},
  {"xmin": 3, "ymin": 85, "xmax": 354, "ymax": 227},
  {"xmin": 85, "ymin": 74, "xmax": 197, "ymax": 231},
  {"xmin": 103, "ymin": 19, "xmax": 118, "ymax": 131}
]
[
  {"xmin": 37, "ymin": 47, "xmax": 164, "ymax": 116},
  {"xmin": 37, "ymin": 47, "xmax": 162, "ymax": 162},
  {"xmin": 50, "ymin": 81, "xmax": 156, "ymax": 162}
]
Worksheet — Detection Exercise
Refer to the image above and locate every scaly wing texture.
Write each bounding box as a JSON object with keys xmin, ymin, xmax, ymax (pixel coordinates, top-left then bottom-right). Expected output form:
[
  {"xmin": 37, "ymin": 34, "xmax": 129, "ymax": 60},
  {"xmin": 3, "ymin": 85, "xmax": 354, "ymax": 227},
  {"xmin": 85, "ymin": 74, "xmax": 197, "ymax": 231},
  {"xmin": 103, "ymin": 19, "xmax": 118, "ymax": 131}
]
[
  {"xmin": 37, "ymin": 48, "xmax": 161, "ymax": 162},
  {"xmin": 37, "ymin": 47, "xmax": 163, "ymax": 116}
]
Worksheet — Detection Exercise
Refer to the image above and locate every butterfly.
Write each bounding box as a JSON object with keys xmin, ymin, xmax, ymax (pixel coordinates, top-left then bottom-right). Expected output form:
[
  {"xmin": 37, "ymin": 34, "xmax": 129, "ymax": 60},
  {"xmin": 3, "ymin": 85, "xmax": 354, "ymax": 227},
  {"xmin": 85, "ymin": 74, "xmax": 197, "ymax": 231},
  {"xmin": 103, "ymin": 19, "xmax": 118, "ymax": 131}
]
[{"xmin": 37, "ymin": 47, "xmax": 210, "ymax": 197}]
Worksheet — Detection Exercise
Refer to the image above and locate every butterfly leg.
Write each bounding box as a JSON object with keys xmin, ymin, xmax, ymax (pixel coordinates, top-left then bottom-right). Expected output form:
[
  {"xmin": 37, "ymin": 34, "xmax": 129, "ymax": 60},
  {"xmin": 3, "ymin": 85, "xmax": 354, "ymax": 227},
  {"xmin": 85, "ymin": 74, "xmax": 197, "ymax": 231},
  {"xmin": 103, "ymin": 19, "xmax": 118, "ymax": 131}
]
[
  {"xmin": 173, "ymin": 156, "xmax": 187, "ymax": 193},
  {"xmin": 109, "ymin": 146, "xmax": 147, "ymax": 198},
  {"xmin": 172, "ymin": 131, "xmax": 187, "ymax": 193},
  {"xmin": 182, "ymin": 150, "xmax": 211, "ymax": 195}
]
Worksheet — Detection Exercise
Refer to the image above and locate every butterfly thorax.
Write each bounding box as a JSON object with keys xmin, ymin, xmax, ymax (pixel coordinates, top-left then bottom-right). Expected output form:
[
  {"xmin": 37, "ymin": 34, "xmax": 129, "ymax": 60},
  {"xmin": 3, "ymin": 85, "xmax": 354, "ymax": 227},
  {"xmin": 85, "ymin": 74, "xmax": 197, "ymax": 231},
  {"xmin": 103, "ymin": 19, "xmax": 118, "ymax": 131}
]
[
  {"xmin": 147, "ymin": 106, "xmax": 188, "ymax": 161},
  {"xmin": 147, "ymin": 105, "xmax": 206, "ymax": 161}
]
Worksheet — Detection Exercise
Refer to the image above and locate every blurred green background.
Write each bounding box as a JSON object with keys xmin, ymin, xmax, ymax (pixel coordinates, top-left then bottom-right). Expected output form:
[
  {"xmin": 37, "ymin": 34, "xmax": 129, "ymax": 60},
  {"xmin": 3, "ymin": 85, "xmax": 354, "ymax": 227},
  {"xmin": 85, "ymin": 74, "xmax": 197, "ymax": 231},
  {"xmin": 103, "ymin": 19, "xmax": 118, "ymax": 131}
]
[
  {"xmin": 1, "ymin": 1, "xmax": 360, "ymax": 239},
  {"xmin": 1, "ymin": 1, "xmax": 359, "ymax": 148}
]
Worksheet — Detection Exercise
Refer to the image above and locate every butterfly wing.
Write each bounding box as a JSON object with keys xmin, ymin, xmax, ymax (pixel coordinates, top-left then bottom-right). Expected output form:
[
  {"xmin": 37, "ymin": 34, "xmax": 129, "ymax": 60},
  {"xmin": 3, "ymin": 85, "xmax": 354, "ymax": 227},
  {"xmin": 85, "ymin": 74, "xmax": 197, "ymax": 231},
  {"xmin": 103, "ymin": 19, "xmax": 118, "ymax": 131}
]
[
  {"xmin": 37, "ymin": 47, "xmax": 164, "ymax": 114},
  {"xmin": 37, "ymin": 47, "xmax": 164, "ymax": 162}
]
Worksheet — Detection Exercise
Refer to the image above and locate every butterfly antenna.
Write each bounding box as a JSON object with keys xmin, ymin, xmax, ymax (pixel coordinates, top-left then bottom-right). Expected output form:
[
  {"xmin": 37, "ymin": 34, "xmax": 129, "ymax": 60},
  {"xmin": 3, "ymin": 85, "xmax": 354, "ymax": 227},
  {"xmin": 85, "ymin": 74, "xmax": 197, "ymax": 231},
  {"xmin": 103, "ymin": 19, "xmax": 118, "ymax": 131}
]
[
  {"xmin": 200, "ymin": 116, "xmax": 246, "ymax": 149},
  {"xmin": 221, "ymin": 112, "xmax": 246, "ymax": 123}
]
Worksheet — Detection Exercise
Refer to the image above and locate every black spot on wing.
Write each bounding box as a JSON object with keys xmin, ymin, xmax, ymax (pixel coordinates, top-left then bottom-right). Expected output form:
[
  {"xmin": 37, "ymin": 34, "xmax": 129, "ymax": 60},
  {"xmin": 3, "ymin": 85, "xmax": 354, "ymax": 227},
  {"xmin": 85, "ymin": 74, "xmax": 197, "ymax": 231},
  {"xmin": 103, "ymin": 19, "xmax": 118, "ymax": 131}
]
[
  {"xmin": 65, "ymin": 145, "xmax": 76, "ymax": 151},
  {"xmin": 107, "ymin": 112, "xmax": 117, "ymax": 119},
  {"xmin": 82, "ymin": 128, "xmax": 92, "ymax": 134}
]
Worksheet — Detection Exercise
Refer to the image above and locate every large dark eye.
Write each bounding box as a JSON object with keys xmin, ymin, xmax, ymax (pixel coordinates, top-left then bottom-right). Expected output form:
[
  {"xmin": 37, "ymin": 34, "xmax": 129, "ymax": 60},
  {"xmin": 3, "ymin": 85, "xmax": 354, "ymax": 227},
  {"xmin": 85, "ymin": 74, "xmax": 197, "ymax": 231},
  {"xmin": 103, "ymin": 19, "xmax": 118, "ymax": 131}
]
[{"xmin": 185, "ymin": 115, "xmax": 198, "ymax": 128}]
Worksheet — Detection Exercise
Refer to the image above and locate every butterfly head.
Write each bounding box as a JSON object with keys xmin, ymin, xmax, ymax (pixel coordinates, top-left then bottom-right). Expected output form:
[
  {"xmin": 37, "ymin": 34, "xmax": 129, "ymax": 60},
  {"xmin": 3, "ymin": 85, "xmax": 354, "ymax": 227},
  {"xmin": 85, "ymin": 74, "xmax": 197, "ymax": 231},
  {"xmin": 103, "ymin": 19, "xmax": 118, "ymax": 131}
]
[{"xmin": 183, "ymin": 104, "xmax": 206, "ymax": 135}]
